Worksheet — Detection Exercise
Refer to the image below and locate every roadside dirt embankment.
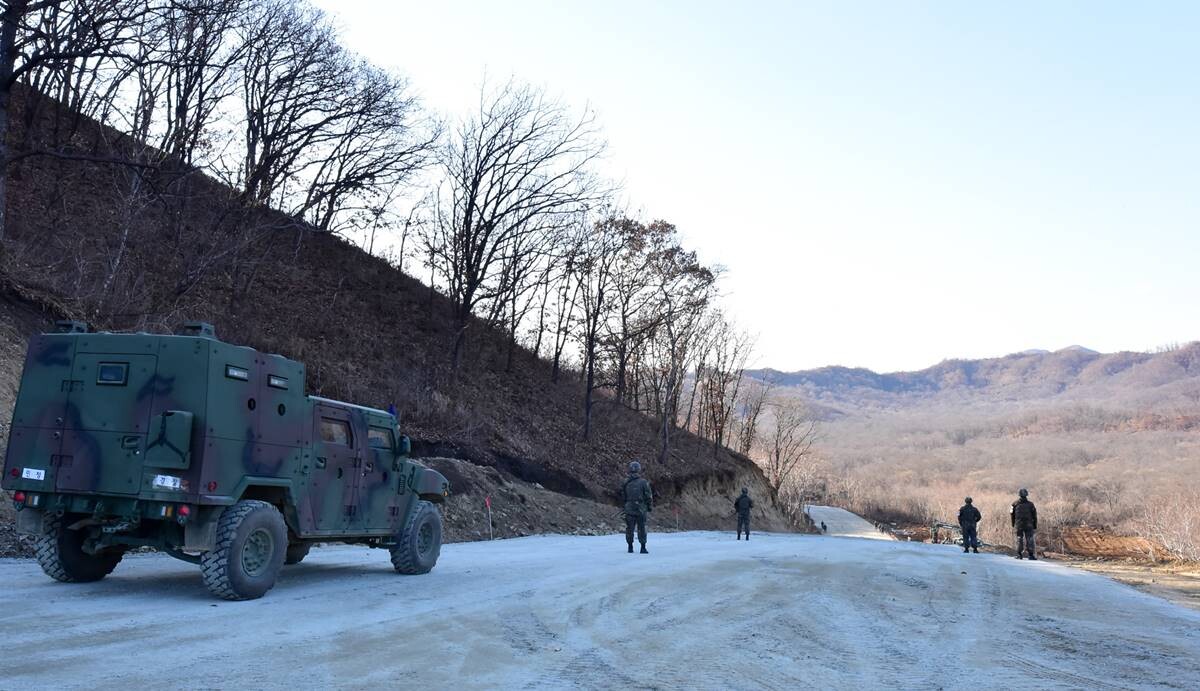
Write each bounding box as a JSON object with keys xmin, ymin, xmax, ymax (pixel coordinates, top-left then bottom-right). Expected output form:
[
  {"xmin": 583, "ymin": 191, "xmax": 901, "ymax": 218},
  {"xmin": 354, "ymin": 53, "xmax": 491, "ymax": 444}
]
[{"xmin": 426, "ymin": 457, "xmax": 798, "ymax": 543}]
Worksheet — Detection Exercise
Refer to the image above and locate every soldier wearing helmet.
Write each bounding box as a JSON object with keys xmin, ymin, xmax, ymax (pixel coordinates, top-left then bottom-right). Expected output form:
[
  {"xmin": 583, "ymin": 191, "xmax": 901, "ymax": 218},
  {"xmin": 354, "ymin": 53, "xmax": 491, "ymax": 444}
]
[
  {"xmin": 733, "ymin": 487, "xmax": 754, "ymax": 540},
  {"xmin": 957, "ymin": 497, "xmax": 981, "ymax": 553},
  {"xmin": 620, "ymin": 460, "xmax": 653, "ymax": 554},
  {"xmin": 1010, "ymin": 488, "xmax": 1038, "ymax": 560}
]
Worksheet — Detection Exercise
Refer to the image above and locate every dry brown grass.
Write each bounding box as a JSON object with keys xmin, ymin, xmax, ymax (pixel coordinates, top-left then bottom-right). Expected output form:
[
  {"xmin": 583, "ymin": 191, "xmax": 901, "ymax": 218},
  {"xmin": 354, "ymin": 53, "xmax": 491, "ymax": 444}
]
[{"xmin": 810, "ymin": 405, "xmax": 1200, "ymax": 560}]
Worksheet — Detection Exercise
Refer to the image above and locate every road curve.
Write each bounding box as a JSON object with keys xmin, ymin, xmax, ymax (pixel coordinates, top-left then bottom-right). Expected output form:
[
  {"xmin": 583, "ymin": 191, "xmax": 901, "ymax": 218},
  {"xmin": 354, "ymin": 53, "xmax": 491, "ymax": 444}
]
[{"xmin": 806, "ymin": 504, "xmax": 895, "ymax": 540}]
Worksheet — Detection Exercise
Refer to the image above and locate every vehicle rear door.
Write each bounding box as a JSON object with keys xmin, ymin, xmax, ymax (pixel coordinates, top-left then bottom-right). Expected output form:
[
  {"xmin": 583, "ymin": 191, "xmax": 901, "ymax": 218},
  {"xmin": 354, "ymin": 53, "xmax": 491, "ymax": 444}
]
[
  {"xmin": 4, "ymin": 335, "xmax": 75, "ymax": 494},
  {"xmin": 57, "ymin": 352, "xmax": 158, "ymax": 495}
]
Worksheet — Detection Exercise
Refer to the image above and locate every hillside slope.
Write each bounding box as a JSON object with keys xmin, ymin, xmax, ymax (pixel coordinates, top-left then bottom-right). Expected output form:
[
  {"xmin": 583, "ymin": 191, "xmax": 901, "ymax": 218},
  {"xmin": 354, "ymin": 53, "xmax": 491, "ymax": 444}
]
[{"xmin": 0, "ymin": 88, "xmax": 793, "ymax": 554}]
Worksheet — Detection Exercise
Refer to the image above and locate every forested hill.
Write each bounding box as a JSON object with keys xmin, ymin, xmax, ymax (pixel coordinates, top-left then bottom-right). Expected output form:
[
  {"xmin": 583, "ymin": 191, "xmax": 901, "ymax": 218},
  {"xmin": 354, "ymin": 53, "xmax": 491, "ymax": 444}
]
[{"xmin": 748, "ymin": 343, "xmax": 1200, "ymax": 412}]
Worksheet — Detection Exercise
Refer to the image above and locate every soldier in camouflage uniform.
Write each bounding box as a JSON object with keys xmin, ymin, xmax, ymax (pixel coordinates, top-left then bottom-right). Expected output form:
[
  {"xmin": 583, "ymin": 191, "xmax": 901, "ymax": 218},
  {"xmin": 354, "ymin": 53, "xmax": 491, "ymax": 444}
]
[
  {"xmin": 621, "ymin": 460, "xmax": 653, "ymax": 554},
  {"xmin": 733, "ymin": 487, "xmax": 753, "ymax": 540},
  {"xmin": 958, "ymin": 496, "xmax": 981, "ymax": 553},
  {"xmin": 1010, "ymin": 488, "xmax": 1038, "ymax": 560}
]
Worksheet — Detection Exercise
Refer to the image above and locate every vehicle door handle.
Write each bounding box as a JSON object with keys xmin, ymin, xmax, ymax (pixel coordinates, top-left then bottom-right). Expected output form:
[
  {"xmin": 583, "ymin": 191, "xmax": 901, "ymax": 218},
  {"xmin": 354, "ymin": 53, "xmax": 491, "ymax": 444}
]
[
  {"xmin": 316, "ymin": 457, "xmax": 327, "ymax": 469},
  {"xmin": 121, "ymin": 435, "xmax": 140, "ymax": 450}
]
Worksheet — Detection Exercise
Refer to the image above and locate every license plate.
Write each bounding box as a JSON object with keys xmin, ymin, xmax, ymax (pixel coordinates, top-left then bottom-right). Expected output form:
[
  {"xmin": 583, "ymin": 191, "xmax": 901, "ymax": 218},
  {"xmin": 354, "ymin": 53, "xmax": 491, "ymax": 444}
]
[
  {"xmin": 152, "ymin": 474, "xmax": 182, "ymax": 490},
  {"xmin": 22, "ymin": 468, "xmax": 45, "ymax": 481}
]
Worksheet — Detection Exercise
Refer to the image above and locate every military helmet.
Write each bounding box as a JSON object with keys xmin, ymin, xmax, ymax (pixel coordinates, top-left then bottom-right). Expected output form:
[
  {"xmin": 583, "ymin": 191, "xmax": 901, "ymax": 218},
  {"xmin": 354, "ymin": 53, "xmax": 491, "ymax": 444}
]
[
  {"xmin": 964, "ymin": 496, "xmax": 973, "ymax": 504},
  {"xmin": 1018, "ymin": 488, "xmax": 1029, "ymax": 498},
  {"xmin": 628, "ymin": 460, "xmax": 642, "ymax": 474},
  {"xmin": 741, "ymin": 487, "xmax": 749, "ymax": 494}
]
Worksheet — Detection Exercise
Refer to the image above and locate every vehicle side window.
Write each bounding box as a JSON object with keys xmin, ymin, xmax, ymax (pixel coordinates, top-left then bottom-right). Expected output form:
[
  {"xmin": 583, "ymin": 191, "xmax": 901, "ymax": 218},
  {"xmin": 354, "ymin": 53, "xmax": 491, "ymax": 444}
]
[
  {"xmin": 320, "ymin": 418, "xmax": 352, "ymax": 447},
  {"xmin": 368, "ymin": 426, "xmax": 395, "ymax": 451}
]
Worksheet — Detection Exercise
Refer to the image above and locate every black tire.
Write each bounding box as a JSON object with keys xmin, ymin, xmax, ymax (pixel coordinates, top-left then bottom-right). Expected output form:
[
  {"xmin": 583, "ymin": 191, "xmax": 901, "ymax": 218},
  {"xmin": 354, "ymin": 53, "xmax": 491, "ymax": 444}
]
[
  {"xmin": 284, "ymin": 542, "xmax": 311, "ymax": 565},
  {"xmin": 390, "ymin": 500, "xmax": 442, "ymax": 574},
  {"xmin": 35, "ymin": 513, "xmax": 123, "ymax": 583},
  {"xmin": 200, "ymin": 500, "xmax": 287, "ymax": 600}
]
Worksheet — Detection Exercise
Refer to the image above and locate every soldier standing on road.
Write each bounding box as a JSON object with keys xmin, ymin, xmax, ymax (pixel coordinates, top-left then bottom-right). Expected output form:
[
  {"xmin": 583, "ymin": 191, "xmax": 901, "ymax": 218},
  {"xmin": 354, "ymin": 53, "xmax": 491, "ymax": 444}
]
[
  {"xmin": 958, "ymin": 497, "xmax": 981, "ymax": 554},
  {"xmin": 1011, "ymin": 488, "xmax": 1038, "ymax": 560},
  {"xmin": 621, "ymin": 461, "xmax": 653, "ymax": 554},
  {"xmin": 733, "ymin": 488, "xmax": 754, "ymax": 540}
]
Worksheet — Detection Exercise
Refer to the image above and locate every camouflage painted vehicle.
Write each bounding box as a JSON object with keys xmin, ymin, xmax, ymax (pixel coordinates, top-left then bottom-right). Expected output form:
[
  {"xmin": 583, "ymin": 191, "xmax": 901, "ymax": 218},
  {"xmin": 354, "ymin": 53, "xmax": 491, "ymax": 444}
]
[{"xmin": 2, "ymin": 321, "xmax": 449, "ymax": 600}]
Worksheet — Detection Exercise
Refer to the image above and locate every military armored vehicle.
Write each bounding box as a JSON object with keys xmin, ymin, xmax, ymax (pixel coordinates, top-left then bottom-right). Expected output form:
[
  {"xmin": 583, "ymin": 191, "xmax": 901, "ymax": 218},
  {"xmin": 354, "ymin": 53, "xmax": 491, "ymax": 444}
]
[{"xmin": 2, "ymin": 321, "xmax": 449, "ymax": 600}]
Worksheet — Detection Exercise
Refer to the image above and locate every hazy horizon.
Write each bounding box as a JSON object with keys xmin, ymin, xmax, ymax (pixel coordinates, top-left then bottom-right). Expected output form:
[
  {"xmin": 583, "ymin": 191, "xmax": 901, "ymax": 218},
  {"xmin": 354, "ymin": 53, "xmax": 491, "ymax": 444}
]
[{"xmin": 314, "ymin": 1, "xmax": 1200, "ymax": 372}]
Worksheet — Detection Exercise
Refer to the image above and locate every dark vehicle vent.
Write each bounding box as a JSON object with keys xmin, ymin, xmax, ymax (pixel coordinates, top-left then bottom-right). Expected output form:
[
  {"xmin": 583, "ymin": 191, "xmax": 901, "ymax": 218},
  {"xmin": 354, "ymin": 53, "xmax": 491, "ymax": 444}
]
[
  {"xmin": 55, "ymin": 320, "xmax": 88, "ymax": 333},
  {"xmin": 177, "ymin": 321, "xmax": 218, "ymax": 340}
]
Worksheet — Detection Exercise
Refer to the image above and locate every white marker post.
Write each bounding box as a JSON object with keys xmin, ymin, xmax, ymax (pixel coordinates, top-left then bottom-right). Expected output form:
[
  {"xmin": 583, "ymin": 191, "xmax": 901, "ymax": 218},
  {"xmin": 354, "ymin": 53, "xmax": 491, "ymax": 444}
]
[{"xmin": 485, "ymin": 495, "xmax": 493, "ymax": 540}]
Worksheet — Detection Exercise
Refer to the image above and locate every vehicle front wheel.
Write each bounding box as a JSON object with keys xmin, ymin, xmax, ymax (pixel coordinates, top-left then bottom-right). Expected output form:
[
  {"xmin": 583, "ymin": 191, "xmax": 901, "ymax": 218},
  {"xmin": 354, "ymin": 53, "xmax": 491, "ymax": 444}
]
[
  {"xmin": 200, "ymin": 500, "xmax": 287, "ymax": 600},
  {"xmin": 35, "ymin": 513, "xmax": 123, "ymax": 583},
  {"xmin": 390, "ymin": 501, "xmax": 442, "ymax": 574}
]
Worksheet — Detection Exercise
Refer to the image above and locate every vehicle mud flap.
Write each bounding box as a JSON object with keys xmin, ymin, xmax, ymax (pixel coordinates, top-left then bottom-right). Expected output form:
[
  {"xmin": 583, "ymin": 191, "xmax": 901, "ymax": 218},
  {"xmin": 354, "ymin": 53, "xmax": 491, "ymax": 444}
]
[
  {"xmin": 16, "ymin": 508, "xmax": 46, "ymax": 535},
  {"xmin": 184, "ymin": 508, "xmax": 223, "ymax": 552}
]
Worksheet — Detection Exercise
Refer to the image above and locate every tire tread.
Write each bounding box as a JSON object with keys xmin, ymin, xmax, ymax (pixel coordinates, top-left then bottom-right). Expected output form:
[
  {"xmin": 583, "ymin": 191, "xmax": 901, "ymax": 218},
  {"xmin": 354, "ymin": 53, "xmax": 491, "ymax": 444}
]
[
  {"xmin": 35, "ymin": 513, "xmax": 121, "ymax": 583},
  {"xmin": 201, "ymin": 500, "xmax": 275, "ymax": 600},
  {"xmin": 390, "ymin": 500, "xmax": 441, "ymax": 574}
]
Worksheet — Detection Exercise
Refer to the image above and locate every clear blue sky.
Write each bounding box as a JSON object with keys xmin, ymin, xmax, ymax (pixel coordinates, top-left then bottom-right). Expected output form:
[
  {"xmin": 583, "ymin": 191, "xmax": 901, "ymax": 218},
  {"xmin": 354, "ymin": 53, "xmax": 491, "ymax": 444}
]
[{"xmin": 314, "ymin": 0, "xmax": 1199, "ymax": 372}]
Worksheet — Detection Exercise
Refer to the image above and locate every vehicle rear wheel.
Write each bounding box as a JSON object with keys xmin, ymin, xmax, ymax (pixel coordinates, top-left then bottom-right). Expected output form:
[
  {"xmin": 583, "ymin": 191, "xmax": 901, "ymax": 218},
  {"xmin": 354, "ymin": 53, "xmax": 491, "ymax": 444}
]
[
  {"xmin": 201, "ymin": 500, "xmax": 287, "ymax": 600},
  {"xmin": 284, "ymin": 542, "xmax": 311, "ymax": 565},
  {"xmin": 35, "ymin": 513, "xmax": 123, "ymax": 583},
  {"xmin": 390, "ymin": 501, "xmax": 442, "ymax": 574}
]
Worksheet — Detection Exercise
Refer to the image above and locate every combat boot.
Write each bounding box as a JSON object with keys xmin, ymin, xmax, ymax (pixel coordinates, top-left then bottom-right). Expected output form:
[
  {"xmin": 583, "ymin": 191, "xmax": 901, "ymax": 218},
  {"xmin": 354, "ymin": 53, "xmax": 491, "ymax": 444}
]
[
  {"xmin": 972, "ymin": 548, "xmax": 979, "ymax": 553},
  {"xmin": 640, "ymin": 545, "xmax": 649, "ymax": 554},
  {"xmin": 963, "ymin": 548, "xmax": 969, "ymax": 553},
  {"xmin": 627, "ymin": 543, "xmax": 634, "ymax": 554},
  {"xmin": 1028, "ymin": 554, "xmax": 1037, "ymax": 561}
]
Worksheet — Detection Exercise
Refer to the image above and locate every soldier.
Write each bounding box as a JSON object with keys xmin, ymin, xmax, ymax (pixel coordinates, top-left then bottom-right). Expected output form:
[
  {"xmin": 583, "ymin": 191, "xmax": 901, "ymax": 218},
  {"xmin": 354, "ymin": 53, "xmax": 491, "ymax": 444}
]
[
  {"xmin": 621, "ymin": 460, "xmax": 653, "ymax": 554},
  {"xmin": 733, "ymin": 488, "xmax": 754, "ymax": 540},
  {"xmin": 820, "ymin": 521, "xmax": 827, "ymax": 534},
  {"xmin": 1010, "ymin": 488, "xmax": 1038, "ymax": 560},
  {"xmin": 958, "ymin": 497, "xmax": 981, "ymax": 554}
]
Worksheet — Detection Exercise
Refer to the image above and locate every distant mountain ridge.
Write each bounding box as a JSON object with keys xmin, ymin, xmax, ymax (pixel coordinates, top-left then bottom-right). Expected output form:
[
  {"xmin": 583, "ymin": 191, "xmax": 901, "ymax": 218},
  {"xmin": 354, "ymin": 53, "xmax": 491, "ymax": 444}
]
[{"xmin": 748, "ymin": 342, "xmax": 1200, "ymax": 411}]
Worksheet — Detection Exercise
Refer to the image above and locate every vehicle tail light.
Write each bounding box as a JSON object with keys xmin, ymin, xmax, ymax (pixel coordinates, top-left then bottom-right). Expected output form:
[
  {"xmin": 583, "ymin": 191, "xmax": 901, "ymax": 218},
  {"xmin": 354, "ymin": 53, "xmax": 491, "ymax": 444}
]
[
  {"xmin": 13, "ymin": 491, "xmax": 25, "ymax": 503},
  {"xmin": 178, "ymin": 505, "xmax": 191, "ymax": 517},
  {"xmin": 9, "ymin": 468, "xmax": 17, "ymax": 477},
  {"xmin": 207, "ymin": 481, "xmax": 218, "ymax": 492}
]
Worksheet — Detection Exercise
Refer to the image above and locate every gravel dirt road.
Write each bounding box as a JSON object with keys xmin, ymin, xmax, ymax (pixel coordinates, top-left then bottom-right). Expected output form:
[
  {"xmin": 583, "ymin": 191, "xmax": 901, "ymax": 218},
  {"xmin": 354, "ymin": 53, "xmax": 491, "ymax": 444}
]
[
  {"xmin": 806, "ymin": 505, "xmax": 894, "ymax": 540},
  {"xmin": 3, "ymin": 531, "xmax": 1199, "ymax": 689}
]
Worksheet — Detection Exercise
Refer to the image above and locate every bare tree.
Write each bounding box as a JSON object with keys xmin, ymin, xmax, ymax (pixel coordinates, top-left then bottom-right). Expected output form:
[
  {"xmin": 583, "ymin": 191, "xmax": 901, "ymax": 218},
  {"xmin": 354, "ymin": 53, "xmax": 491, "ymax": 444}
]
[
  {"xmin": 0, "ymin": 0, "xmax": 153, "ymax": 239},
  {"xmin": 735, "ymin": 375, "xmax": 774, "ymax": 455},
  {"xmin": 424, "ymin": 81, "xmax": 607, "ymax": 370},
  {"xmin": 697, "ymin": 312, "xmax": 753, "ymax": 454},
  {"xmin": 1136, "ymin": 489, "xmax": 1200, "ymax": 562},
  {"xmin": 762, "ymin": 399, "xmax": 820, "ymax": 497},
  {"xmin": 576, "ymin": 214, "xmax": 623, "ymax": 440},
  {"xmin": 234, "ymin": 1, "xmax": 435, "ymax": 232},
  {"xmin": 636, "ymin": 244, "xmax": 717, "ymax": 463}
]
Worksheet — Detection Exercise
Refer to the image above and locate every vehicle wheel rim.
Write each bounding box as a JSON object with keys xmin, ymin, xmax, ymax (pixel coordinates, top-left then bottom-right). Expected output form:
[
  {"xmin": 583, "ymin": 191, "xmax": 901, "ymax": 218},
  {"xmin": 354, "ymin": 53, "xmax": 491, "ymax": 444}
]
[
  {"xmin": 417, "ymin": 521, "xmax": 433, "ymax": 556},
  {"xmin": 242, "ymin": 528, "xmax": 274, "ymax": 577}
]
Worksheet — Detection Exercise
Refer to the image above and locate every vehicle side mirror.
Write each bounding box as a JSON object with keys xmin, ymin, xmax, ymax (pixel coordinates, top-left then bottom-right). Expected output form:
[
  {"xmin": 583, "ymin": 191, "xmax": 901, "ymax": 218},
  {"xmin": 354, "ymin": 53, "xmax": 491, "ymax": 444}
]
[{"xmin": 397, "ymin": 435, "xmax": 411, "ymax": 457}]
